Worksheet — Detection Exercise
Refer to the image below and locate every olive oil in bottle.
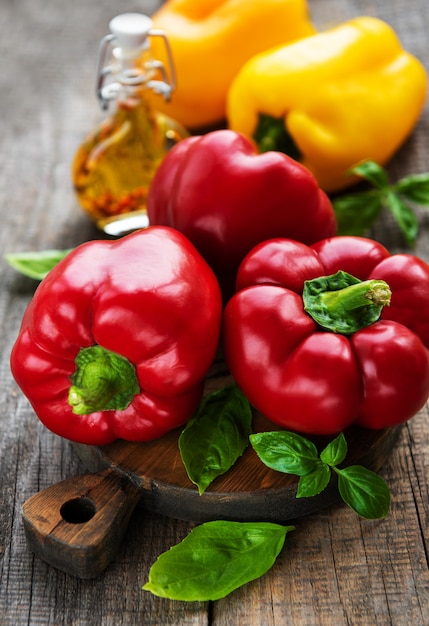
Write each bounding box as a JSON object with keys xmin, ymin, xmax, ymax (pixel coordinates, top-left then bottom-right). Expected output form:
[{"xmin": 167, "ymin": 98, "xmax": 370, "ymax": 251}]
[{"xmin": 72, "ymin": 13, "xmax": 188, "ymax": 236}]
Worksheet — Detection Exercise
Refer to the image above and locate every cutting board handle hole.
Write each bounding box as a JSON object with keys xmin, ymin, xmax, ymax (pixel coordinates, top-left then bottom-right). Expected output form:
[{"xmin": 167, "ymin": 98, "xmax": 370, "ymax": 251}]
[{"xmin": 60, "ymin": 496, "xmax": 97, "ymax": 524}]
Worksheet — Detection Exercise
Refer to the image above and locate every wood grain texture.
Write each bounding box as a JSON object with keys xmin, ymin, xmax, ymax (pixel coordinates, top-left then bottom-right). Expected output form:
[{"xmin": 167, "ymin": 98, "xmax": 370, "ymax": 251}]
[
  {"xmin": 22, "ymin": 468, "xmax": 141, "ymax": 579},
  {"xmin": 20, "ymin": 400, "xmax": 402, "ymax": 579},
  {"xmin": 1, "ymin": 0, "xmax": 429, "ymax": 624}
]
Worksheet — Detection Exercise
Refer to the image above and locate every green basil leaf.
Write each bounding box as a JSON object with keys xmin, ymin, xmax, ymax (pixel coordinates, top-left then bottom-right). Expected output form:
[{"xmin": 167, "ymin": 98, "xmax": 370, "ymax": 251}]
[
  {"xmin": 179, "ymin": 385, "xmax": 252, "ymax": 494},
  {"xmin": 5, "ymin": 249, "xmax": 73, "ymax": 280},
  {"xmin": 143, "ymin": 521, "xmax": 294, "ymax": 601},
  {"xmin": 383, "ymin": 191, "xmax": 419, "ymax": 247},
  {"xmin": 349, "ymin": 160, "xmax": 389, "ymax": 189},
  {"xmin": 335, "ymin": 465, "xmax": 391, "ymax": 519},
  {"xmin": 250, "ymin": 431, "xmax": 319, "ymax": 476},
  {"xmin": 395, "ymin": 173, "xmax": 429, "ymax": 205},
  {"xmin": 332, "ymin": 192, "xmax": 382, "ymax": 236},
  {"xmin": 296, "ymin": 462, "xmax": 331, "ymax": 498},
  {"xmin": 320, "ymin": 432, "xmax": 347, "ymax": 467}
]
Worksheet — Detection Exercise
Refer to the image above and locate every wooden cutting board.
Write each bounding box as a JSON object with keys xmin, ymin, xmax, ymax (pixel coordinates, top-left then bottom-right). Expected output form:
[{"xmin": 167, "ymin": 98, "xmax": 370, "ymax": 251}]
[{"xmin": 21, "ymin": 361, "xmax": 402, "ymax": 579}]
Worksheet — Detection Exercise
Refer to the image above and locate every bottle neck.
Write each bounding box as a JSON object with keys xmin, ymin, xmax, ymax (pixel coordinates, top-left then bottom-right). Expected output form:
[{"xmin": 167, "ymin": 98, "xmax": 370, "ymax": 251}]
[{"xmin": 98, "ymin": 44, "xmax": 156, "ymax": 109}]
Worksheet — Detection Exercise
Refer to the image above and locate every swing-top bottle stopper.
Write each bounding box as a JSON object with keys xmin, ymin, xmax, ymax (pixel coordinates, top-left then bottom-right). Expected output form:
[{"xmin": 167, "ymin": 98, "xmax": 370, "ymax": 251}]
[{"xmin": 95, "ymin": 12, "xmax": 177, "ymax": 110}]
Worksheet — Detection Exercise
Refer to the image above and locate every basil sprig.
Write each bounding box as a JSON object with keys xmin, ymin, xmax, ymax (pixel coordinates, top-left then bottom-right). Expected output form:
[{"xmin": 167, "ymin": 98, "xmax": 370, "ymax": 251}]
[
  {"xmin": 332, "ymin": 160, "xmax": 429, "ymax": 246},
  {"xmin": 144, "ymin": 395, "xmax": 392, "ymax": 601},
  {"xmin": 143, "ymin": 520, "xmax": 294, "ymax": 601},
  {"xmin": 250, "ymin": 431, "xmax": 391, "ymax": 519},
  {"xmin": 5, "ymin": 249, "xmax": 73, "ymax": 280},
  {"xmin": 179, "ymin": 385, "xmax": 252, "ymax": 494}
]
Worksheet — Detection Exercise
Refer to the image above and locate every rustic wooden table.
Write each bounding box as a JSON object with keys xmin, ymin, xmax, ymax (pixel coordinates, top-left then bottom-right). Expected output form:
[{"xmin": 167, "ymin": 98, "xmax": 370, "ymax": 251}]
[{"xmin": 1, "ymin": 0, "xmax": 428, "ymax": 624}]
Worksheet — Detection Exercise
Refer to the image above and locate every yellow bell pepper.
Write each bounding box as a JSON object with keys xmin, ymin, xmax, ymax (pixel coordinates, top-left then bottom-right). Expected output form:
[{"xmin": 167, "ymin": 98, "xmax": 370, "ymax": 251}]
[
  {"xmin": 147, "ymin": 0, "xmax": 316, "ymax": 130},
  {"xmin": 227, "ymin": 16, "xmax": 428, "ymax": 192}
]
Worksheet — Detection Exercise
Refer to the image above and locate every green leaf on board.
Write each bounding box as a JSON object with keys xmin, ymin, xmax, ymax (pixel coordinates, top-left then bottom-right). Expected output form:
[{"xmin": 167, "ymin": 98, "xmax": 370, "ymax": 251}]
[
  {"xmin": 296, "ymin": 462, "xmax": 331, "ymax": 498},
  {"xmin": 252, "ymin": 428, "xmax": 391, "ymax": 520},
  {"xmin": 179, "ymin": 385, "xmax": 252, "ymax": 494},
  {"xmin": 320, "ymin": 432, "xmax": 348, "ymax": 467},
  {"xmin": 335, "ymin": 465, "xmax": 391, "ymax": 519},
  {"xmin": 250, "ymin": 430, "xmax": 319, "ymax": 477}
]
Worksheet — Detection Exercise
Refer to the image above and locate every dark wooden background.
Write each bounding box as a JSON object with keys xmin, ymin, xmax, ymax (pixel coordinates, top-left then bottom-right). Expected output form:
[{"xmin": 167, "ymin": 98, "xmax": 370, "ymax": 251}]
[{"xmin": 1, "ymin": 0, "xmax": 428, "ymax": 624}]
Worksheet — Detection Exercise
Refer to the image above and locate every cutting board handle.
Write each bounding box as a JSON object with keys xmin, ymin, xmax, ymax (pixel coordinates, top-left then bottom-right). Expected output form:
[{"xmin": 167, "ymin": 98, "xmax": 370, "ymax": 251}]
[{"xmin": 21, "ymin": 468, "xmax": 141, "ymax": 578}]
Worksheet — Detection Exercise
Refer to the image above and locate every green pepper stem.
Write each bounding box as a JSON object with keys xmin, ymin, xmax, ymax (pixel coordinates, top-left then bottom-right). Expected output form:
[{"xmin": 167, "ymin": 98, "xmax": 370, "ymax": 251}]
[
  {"xmin": 303, "ymin": 271, "xmax": 391, "ymax": 334},
  {"xmin": 319, "ymin": 279, "xmax": 391, "ymax": 314},
  {"xmin": 68, "ymin": 345, "xmax": 140, "ymax": 415},
  {"xmin": 253, "ymin": 113, "xmax": 302, "ymax": 160}
]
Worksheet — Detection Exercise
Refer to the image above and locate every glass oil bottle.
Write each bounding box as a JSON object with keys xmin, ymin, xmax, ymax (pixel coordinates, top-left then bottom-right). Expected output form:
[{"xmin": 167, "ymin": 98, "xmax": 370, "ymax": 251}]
[{"xmin": 72, "ymin": 13, "xmax": 189, "ymax": 236}]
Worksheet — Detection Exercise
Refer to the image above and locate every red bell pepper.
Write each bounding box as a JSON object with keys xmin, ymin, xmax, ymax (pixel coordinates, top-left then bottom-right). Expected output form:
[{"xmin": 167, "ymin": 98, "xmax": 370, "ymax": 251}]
[
  {"xmin": 10, "ymin": 227, "xmax": 222, "ymax": 445},
  {"xmin": 223, "ymin": 236, "xmax": 429, "ymax": 435},
  {"xmin": 147, "ymin": 129, "xmax": 337, "ymax": 299}
]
